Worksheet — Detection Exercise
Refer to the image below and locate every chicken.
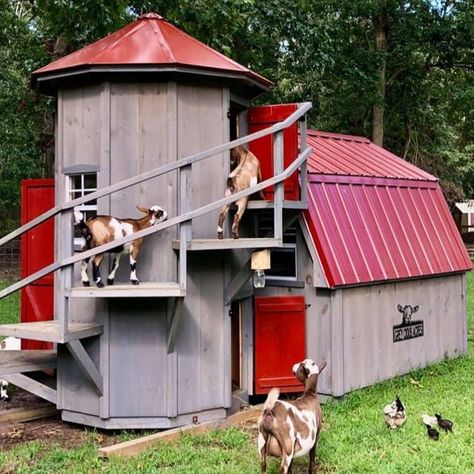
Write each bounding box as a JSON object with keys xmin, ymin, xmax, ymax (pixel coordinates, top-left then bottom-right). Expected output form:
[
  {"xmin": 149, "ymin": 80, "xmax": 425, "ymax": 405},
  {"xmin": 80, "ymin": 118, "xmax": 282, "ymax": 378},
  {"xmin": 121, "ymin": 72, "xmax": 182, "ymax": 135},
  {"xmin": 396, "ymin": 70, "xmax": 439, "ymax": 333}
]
[
  {"xmin": 425, "ymin": 424, "xmax": 440, "ymax": 440},
  {"xmin": 435, "ymin": 413, "xmax": 453, "ymax": 433},
  {"xmin": 384, "ymin": 396, "xmax": 406, "ymax": 429}
]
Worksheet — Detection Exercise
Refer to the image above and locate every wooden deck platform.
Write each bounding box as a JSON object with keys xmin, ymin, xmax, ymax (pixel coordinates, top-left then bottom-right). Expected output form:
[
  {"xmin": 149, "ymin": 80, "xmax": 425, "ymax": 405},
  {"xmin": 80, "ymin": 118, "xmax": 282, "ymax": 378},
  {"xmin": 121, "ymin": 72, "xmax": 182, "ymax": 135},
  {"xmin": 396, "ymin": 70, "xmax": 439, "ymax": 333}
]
[
  {"xmin": 0, "ymin": 350, "xmax": 57, "ymax": 377},
  {"xmin": 172, "ymin": 238, "xmax": 283, "ymax": 251},
  {"xmin": 246, "ymin": 200, "xmax": 307, "ymax": 210},
  {"xmin": 0, "ymin": 321, "xmax": 103, "ymax": 344},
  {"xmin": 69, "ymin": 282, "xmax": 185, "ymax": 298}
]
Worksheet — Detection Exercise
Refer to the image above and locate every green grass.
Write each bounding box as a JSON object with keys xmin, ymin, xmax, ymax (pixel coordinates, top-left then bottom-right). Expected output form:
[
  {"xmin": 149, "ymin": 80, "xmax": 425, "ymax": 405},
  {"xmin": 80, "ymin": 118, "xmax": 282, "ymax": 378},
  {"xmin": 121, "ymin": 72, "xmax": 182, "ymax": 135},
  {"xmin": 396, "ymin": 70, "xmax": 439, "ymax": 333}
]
[
  {"xmin": 0, "ymin": 279, "xmax": 20, "ymax": 329},
  {"xmin": 0, "ymin": 271, "xmax": 473, "ymax": 473}
]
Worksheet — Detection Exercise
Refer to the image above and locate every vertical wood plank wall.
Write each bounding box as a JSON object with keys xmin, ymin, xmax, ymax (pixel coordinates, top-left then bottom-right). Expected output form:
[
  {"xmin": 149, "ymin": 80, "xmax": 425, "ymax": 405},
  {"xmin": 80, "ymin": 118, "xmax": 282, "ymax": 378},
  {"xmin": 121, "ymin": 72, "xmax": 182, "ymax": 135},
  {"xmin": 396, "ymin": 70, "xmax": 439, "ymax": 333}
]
[{"xmin": 339, "ymin": 274, "xmax": 466, "ymax": 393}]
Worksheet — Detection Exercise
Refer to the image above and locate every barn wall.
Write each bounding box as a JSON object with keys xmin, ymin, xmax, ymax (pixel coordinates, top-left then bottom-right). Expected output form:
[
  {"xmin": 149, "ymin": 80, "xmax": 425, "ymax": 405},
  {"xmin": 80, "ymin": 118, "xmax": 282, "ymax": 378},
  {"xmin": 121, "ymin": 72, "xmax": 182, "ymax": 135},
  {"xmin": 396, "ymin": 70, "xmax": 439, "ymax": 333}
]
[{"xmin": 339, "ymin": 274, "xmax": 467, "ymax": 393}]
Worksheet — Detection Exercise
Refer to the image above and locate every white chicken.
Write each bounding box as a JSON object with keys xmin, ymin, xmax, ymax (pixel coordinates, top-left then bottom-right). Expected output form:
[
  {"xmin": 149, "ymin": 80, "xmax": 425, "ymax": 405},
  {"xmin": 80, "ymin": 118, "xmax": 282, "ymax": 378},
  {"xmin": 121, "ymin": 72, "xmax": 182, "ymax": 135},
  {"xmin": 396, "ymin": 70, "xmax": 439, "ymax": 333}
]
[{"xmin": 384, "ymin": 396, "xmax": 406, "ymax": 429}]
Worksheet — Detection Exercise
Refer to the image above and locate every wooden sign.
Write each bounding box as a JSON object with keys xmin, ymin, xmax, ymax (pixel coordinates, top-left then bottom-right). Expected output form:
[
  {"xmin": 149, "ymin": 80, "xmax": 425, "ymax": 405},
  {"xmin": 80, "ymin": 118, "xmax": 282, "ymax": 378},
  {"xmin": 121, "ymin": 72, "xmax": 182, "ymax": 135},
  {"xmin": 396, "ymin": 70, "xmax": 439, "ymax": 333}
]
[{"xmin": 393, "ymin": 304, "xmax": 424, "ymax": 343}]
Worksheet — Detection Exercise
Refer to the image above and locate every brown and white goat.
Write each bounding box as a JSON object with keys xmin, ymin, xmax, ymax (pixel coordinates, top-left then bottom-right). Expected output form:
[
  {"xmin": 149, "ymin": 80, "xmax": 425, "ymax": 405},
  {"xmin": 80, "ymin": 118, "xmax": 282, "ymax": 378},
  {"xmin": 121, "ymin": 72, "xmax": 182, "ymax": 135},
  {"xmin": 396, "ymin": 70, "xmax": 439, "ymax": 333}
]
[
  {"xmin": 1, "ymin": 336, "xmax": 21, "ymax": 401},
  {"xmin": 74, "ymin": 205, "xmax": 167, "ymax": 287},
  {"xmin": 217, "ymin": 145, "xmax": 263, "ymax": 239},
  {"xmin": 258, "ymin": 359, "xmax": 327, "ymax": 474}
]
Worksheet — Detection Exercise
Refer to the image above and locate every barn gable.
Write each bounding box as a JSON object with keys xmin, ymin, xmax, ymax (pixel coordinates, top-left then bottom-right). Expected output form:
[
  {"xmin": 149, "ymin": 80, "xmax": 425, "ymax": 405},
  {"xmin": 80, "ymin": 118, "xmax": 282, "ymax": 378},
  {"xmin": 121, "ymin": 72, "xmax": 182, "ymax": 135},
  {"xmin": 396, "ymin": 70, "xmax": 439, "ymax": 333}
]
[{"xmin": 303, "ymin": 130, "xmax": 472, "ymax": 288}]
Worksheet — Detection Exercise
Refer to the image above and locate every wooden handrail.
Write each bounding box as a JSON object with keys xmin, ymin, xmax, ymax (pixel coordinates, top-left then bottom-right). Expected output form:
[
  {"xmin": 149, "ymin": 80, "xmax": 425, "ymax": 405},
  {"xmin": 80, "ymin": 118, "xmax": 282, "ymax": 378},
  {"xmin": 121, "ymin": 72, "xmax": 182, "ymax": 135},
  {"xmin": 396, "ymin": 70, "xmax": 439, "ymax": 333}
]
[
  {"xmin": 0, "ymin": 102, "xmax": 312, "ymax": 248},
  {"xmin": 0, "ymin": 147, "xmax": 312, "ymax": 300}
]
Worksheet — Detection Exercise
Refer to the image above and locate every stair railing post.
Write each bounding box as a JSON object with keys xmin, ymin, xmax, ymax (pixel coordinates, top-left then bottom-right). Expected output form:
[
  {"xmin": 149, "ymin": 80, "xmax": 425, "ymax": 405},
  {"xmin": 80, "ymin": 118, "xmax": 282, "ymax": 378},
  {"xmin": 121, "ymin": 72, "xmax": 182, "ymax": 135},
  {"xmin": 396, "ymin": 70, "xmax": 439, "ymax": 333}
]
[
  {"xmin": 57, "ymin": 209, "xmax": 73, "ymax": 341},
  {"xmin": 273, "ymin": 130, "xmax": 284, "ymax": 241},
  {"xmin": 300, "ymin": 116, "xmax": 308, "ymax": 206},
  {"xmin": 178, "ymin": 164, "xmax": 191, "ymax": 290}
]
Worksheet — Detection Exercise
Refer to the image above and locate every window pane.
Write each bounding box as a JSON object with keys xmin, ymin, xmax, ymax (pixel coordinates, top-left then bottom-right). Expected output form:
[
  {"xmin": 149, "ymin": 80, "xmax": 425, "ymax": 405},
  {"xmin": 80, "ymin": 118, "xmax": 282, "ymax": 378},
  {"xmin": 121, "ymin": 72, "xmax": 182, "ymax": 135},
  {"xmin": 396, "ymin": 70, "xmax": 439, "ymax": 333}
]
[
  {"xmin": 84, "ymin": 174, "xmax": 97, "ymax": 189},
  {"xmin": 71, "ymin": 175, "xmax": 82, "ymax": 190},
  {"xmin": 266, "ymin": 248, "xmax": 296, "ymax": 278}
]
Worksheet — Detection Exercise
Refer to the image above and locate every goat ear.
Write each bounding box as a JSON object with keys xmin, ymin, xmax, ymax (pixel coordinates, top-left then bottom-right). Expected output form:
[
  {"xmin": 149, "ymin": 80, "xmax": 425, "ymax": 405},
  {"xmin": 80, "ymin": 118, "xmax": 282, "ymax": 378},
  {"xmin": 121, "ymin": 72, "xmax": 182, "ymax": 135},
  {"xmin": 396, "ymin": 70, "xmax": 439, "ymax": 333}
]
[
  {"xmin": 136, "ymin": 205, "xmax": 149, "ymax": 214},
  {"xmin": 413, "ymin": 305, "xmax": 419, "ymax": 313},
  {"xmin": 318, "ymin": 360, "xmax": 327, "ymax": 374},
  {"xmin": 397, "ymin": 304, "xmax": 403, "ymax": 313}
]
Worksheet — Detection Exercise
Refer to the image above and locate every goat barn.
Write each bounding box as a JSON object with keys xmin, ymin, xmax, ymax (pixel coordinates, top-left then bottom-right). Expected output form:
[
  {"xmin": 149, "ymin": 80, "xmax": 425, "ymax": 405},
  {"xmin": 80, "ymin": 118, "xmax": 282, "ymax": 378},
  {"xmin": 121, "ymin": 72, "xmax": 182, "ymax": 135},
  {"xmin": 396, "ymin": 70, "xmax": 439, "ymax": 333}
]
[{"xmin": 0, "ymin": 13, "xmax": 471, "ymax": 430}]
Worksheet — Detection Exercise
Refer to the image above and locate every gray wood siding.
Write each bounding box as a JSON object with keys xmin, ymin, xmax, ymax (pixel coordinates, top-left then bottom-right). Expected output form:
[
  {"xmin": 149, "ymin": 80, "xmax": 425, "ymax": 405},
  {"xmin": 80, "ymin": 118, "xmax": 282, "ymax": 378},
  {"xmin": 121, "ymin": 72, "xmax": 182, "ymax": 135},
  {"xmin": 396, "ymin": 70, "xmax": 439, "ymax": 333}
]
[
  {"xmin": 176, "ymin": 253, "xmax": 227, "ymax": 414},
  {"xmin": 340, "ymin": 274, "xmax": 467, "ymax": 393},
  {"xmin": 108, "ymin": 299, "xmax": 168, "ymax": 417},
  {"xmin": 177, "ymin": 85, "xmax": 228, "ymax": 239},
  {"xmin": 109, "ymin": 82, "xmax": 177, "ymax": 284}
]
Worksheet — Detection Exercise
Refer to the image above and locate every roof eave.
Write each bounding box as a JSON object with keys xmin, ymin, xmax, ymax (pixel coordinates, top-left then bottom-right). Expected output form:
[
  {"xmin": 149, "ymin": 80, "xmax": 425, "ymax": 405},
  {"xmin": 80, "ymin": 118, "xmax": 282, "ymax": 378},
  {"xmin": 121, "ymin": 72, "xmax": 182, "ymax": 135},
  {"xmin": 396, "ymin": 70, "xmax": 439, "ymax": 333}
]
[{"xmin": 31, "ymin": 64, "xmax": 272, "ymax": 97}]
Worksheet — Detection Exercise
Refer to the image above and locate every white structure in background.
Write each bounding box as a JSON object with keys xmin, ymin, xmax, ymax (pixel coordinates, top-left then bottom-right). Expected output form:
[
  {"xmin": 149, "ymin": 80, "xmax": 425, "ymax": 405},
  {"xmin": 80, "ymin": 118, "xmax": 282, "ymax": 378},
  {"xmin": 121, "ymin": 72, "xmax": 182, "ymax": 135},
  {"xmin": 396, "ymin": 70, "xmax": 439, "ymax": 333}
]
[{"xmin": 455, "ymin": 200, "xmax": 474, "ymax": 234}]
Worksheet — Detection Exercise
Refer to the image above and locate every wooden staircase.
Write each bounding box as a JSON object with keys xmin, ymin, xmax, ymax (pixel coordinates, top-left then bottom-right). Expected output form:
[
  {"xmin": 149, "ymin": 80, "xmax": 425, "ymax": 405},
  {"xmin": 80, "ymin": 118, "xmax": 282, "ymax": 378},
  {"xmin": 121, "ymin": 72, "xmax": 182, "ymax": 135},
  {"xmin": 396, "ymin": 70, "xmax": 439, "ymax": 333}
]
[{"xmin": 0, "ymin": 102, "xmax": 312, "ymax": 405}]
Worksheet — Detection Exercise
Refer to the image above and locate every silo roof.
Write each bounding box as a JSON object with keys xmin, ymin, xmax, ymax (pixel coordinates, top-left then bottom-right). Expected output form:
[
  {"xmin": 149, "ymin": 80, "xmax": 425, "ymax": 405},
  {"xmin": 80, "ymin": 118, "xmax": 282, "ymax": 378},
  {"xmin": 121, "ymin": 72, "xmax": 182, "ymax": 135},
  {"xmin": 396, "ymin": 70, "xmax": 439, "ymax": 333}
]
[{"xmin": 32, "ymin": 13, "xmax": 272, "ymax": 94}]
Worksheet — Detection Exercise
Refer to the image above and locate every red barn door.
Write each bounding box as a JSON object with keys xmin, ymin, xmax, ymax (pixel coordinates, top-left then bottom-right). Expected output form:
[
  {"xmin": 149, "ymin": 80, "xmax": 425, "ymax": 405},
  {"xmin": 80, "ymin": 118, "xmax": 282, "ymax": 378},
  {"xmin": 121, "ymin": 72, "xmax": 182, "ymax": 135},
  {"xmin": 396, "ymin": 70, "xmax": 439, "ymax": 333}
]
[
  {"xmin": 254, "ymin": 295, "xmax": 306, "ymax": 394},
  {"xmin": 248, "ymin": 104, "xmax": 299, "ymax": 200},
  {"xmin": 20, "ymin": 179, "xmax": 55, "ymax": 350}
]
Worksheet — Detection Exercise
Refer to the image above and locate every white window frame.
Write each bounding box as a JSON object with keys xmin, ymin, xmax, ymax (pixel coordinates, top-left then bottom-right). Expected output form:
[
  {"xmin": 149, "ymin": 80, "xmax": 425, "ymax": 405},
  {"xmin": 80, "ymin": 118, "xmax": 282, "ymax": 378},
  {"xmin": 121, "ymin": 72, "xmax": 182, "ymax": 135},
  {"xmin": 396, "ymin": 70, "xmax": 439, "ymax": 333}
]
[{"xmin": 66, "ymin": 172, "xmax": 98, "ymax": 249}]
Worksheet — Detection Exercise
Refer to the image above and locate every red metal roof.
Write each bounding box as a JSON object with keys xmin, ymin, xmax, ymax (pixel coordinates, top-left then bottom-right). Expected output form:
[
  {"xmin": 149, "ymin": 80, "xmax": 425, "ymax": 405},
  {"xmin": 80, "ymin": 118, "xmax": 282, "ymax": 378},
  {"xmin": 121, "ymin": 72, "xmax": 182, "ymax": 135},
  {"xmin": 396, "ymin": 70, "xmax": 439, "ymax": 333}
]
[
  {"xmin": 32, "ymin": 13, "xmax": 272, "ymax": 91},
  {"xmin": 307, "ymin": 130, "xmax": 436, "ymax": 181},
  {"xmin": 304, "ymin": 131, "xmax": 472, "ymax": 287}
]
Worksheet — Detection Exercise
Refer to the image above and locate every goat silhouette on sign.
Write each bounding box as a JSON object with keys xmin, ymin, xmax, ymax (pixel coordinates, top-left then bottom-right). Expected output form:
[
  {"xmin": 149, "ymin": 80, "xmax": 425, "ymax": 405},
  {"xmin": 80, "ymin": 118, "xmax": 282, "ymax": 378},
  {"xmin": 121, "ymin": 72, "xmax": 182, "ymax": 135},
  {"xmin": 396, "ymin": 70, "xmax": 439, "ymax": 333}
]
[{"xmin": 397, "ymin": 304, "xmax": 419, "ymax": 325}]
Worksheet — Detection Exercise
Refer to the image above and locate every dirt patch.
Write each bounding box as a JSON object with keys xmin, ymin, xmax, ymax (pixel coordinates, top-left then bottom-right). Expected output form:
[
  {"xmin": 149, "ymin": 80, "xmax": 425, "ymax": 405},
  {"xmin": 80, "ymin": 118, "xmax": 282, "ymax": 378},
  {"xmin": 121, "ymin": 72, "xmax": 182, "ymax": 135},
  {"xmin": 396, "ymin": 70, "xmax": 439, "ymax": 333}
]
[{"xmin": 0, "ymin": 388, "xmax": 121, "ymax": 452}]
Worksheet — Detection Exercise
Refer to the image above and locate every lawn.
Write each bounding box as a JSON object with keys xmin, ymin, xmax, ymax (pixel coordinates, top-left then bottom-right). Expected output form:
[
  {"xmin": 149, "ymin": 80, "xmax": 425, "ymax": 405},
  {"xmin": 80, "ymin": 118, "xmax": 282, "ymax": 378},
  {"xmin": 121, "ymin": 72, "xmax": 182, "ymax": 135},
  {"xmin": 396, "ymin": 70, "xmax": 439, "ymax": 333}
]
[{"xmin": 0, "ymin": 271, "xmax": 473, "ymax": 473}]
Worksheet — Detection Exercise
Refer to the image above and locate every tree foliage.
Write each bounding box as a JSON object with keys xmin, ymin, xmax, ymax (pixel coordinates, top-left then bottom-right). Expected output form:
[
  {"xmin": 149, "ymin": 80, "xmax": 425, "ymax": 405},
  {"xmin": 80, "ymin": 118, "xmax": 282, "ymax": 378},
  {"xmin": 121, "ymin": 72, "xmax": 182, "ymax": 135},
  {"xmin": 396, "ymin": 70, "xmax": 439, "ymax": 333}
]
[{"xmin": 0, "ymin": 0, "xmax": 472, "ymax": 233}]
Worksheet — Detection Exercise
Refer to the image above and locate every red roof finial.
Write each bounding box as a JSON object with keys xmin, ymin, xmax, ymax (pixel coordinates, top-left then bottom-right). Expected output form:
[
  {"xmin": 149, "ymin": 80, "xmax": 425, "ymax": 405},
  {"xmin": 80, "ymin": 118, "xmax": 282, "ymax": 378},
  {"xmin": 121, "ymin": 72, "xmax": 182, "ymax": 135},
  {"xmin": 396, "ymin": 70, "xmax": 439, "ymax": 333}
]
[{"xmin": 138, "ymin": 13, "xmax": 163, "ymax": 20}]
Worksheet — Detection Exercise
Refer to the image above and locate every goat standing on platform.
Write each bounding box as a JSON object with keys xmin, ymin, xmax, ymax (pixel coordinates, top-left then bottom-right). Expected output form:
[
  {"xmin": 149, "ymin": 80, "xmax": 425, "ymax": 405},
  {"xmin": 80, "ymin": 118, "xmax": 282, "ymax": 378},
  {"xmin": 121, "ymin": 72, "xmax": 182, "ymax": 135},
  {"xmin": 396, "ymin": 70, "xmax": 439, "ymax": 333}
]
[
  {"xmin": 0, "ymin": 336, "xmax": 21, "ymax": 401},
  {"xmin": 74, "ymin": 205, "xmax": 167, "ymax": 287},
  {"xmin": 258, "ymin": 359, "xmax": 327, "ymax": 474},
  {"xmin": 217, "ymin": 145, "xmax": 264, "ymax": 239}
]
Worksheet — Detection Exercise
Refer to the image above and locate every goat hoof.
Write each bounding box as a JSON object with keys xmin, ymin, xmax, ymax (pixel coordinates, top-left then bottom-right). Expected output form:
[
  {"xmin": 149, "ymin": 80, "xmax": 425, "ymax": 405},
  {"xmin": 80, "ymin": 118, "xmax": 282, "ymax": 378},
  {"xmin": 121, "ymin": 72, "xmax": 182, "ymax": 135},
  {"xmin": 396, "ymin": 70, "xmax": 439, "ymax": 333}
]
[
  {"xmin": 82, "ymin": 281, "xmax": 90, "ymax": 287},
  {"xmin": 131, "ymin": 280, "xmax": 140, "ymax": 286},
  {"xmin": 106, "ymin": 279, "xmax": 114, "ymax": 286},
  {"xmin": 96, "ymin": 281, "xmax": 105, "ymax": 288},
  {"xmin": 217, "ymin": 232, "xmax": 224, "ymax": 240},
  {"xmin": 232, "ymin": 233, "xmax": 239, "ymax": 239}
]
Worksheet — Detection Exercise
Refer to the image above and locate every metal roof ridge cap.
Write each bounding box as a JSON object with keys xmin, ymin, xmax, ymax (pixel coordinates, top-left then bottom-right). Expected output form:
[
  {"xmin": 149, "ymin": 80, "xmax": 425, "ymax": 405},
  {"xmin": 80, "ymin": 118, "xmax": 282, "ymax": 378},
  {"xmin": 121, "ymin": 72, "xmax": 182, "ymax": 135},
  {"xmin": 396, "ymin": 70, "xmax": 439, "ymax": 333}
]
[
  {"xmin": 306, "ymin": 129, "xmax": 370, "ymax": 143},
  {"xmin": 88, "ymin": 20, "xmax": 149, "ymax": 64},
  {"xmin": 147, "ymin": 18, "xmax": 176, "ymax": 63}
]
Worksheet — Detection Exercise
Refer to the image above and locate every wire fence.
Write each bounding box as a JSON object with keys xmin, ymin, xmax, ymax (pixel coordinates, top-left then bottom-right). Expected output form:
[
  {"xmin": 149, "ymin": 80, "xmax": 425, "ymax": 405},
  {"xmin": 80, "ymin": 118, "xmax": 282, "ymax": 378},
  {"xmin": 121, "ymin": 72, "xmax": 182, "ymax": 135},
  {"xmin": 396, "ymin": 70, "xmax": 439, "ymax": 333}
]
[{"xmin": 0, "ymin": 237, "xmax": 21, "ymax": 325}]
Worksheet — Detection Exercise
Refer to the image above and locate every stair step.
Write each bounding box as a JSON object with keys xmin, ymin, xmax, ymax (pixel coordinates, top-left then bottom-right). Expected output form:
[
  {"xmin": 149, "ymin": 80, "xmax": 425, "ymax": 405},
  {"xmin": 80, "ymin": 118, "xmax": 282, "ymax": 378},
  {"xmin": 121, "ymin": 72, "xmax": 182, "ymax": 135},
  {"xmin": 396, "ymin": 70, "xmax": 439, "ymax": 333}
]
[
  {"xmin": 0, "ymin": 321, "xmax": 102, "ymax": 344},
  {"xmin": 69, "ymin": 282, "xmax": 185, "ymax": 298},
  {"xmin": 0, "ymin": 350, "xmax": 57, "ymax": 377},
  {"xmin": 172, "ymin": 238, "xmax": 283, "ymax": 251}
]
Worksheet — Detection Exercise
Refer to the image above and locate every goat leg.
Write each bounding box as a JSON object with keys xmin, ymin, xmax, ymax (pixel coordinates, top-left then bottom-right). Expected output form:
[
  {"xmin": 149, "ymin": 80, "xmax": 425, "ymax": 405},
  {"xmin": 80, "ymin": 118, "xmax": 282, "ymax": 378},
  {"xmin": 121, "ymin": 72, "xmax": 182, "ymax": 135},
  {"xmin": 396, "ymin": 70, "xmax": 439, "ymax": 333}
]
[
  {"xmin": 129, "ymin": 245, "xmax": 140, "ymax": 285},
  {"xmin": 232, "ymin": 197, "xmax": 248, "ymax": 239},
  {"xmin": 81, "ymin": 258, "xmax": 91, "ymax": 287},
  {"xmin": 107, "ymin": 253, "xmax": 122, "ymax": 285},
  {"xmin": 92, "ymin": 255, "xmax": 105, "ymax": 288},
  {"xmin": 308, "ymin": 444, "xmax": 317, "ymax": 473}
]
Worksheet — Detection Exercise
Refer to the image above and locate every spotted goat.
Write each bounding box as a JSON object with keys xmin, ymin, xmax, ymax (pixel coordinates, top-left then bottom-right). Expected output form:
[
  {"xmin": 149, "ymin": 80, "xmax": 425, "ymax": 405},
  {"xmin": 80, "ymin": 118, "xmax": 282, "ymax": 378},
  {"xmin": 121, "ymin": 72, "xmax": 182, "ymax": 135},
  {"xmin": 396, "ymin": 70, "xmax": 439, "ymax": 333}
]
[
  {"xmin": 258, "ymin": 359, "xmax": 327, "ymax": 474},
  {"xmin": 0, "ymin": 337, "xmax": 21, "ymax": 401},
  {"xmin": 74, "ymin": 205, "xmax": 167, "ymax": 287},
  {"xmin": 217, "ymin": 145, "xmax": 264, "ymax": 239}
]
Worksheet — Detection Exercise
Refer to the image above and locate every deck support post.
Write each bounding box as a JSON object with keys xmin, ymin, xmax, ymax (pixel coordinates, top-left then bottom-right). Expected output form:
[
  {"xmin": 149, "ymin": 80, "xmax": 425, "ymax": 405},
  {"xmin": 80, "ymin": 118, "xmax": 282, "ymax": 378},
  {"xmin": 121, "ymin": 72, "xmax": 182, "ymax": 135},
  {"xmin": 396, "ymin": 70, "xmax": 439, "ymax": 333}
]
[{"xmin": 66, "ymin": 340, "xmax": 103, "ymax": 395}]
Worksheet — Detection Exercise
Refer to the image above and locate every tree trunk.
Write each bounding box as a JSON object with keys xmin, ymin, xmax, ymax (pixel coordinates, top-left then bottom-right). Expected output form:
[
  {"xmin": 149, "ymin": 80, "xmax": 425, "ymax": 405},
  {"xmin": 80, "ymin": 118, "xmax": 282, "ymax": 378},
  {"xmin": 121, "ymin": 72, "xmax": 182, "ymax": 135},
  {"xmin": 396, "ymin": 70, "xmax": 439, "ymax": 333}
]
[{"xmin": 372, "ymin": 7, "xmax": 388, "ymax": 147}]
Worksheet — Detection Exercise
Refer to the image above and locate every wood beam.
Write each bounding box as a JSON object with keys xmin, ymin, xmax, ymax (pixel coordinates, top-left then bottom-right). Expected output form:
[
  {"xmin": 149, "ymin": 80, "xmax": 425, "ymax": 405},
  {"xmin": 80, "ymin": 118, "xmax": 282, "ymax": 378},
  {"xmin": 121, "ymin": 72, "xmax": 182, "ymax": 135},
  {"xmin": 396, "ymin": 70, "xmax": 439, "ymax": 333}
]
[
  {"xmin": 3, "ymin": 374, "xmax": 57, "ymax": 405},
  {"xmin": 66, "ymin": 340, "xmax": 103, "ymax": 396}
]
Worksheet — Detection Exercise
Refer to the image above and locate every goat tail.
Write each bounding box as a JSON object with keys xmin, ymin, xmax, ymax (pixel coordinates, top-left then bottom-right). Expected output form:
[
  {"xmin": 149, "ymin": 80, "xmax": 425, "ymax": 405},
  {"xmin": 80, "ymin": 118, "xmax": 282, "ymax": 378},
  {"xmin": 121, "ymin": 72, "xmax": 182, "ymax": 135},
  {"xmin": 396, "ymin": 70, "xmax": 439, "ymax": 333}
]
[
  {"xmin": 263, "ymin": 387, "xmax": 280, "ymax": 411},
  {"xmin": 74, "ymin": 210, "xmax": 85, "ymax": 225}
]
